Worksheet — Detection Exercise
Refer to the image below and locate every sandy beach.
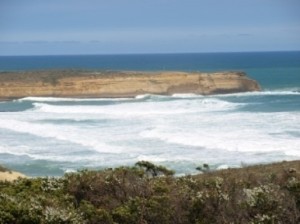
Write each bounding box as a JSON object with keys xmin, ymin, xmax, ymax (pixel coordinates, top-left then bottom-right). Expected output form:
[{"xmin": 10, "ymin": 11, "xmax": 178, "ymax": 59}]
[{"xmin": 0, "ymin": 170, "xmax": 26, "ymax": 182}]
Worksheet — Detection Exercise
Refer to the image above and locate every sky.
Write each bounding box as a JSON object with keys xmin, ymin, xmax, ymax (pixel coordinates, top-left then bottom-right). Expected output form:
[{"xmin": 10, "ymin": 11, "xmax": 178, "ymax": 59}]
[{"xmin": 0, "ymin": 0, "xmax": 300, "ymax": 55}]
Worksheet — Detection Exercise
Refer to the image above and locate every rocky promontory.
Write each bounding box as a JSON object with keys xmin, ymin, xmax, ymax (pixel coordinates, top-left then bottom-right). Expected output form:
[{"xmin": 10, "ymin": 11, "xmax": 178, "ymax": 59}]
[{"xmin": 0, "ymin": 70, "xmax": 260, "ymax": 100}]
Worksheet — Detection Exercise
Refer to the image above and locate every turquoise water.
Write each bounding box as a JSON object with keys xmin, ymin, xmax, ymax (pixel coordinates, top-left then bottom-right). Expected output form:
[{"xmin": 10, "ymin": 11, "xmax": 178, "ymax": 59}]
[{"xmin": 0, "ymin": 52, "xmax": 299, "ymax": 176}]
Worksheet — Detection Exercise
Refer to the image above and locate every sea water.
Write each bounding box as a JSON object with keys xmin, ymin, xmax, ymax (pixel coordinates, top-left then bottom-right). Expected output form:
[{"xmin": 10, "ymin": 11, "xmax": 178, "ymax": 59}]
[{"xmin": 0, "ymin": 52, "xmax": 299, "ymax": 176}]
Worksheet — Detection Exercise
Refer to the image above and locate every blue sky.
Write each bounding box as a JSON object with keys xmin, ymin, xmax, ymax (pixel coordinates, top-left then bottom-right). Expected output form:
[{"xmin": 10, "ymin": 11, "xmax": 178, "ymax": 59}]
[{"xmin": 0, "ymin": 0, "xmax": 300, "ymax": 55}]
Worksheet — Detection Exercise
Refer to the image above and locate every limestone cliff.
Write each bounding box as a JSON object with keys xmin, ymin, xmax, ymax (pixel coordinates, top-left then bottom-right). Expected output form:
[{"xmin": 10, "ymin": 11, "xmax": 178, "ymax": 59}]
[{"xmin": 0, "ymin": 70, "xmax": 260, "ymax": 100}]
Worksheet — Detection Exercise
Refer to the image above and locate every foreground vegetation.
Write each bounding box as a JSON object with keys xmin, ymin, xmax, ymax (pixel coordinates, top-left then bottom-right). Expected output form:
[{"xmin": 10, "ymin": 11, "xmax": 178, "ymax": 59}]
[{"xmin": 0, "ymin": 160, "xmax": 299, "ymax": 224}]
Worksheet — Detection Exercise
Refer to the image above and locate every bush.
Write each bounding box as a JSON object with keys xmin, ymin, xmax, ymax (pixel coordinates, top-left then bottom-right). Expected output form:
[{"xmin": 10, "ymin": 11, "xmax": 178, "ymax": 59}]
[{"xmin": 0, "ymin": 161, "xmax": 299, "ymax": 223}]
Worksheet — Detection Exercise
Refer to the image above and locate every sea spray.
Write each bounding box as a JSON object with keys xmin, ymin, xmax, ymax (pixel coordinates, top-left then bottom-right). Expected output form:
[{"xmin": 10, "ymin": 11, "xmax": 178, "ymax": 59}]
[{"xmin": 0, "ymin": 91, "xmax": 299, "ymax": 176}]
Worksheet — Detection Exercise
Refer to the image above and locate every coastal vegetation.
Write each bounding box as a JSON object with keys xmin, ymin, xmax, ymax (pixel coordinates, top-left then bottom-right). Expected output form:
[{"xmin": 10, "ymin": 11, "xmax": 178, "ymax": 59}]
[
  {"xmin": 0, "ymin": 160, "xmax": 299, "ymax": 223},
  {"xmin": 0, "ymin": 165, "xmax": 10, "ymax": 173}
]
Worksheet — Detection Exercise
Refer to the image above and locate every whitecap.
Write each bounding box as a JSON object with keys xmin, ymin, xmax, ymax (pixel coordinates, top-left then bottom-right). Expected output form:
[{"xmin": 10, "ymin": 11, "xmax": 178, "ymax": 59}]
[
  {"xmin": 31, "ymin": 97, "xmax": 240, "ymax": 116},
  {"xmin": 171, "ymin": 93, "xmax": 203, "ymax": 98},
  {"xmin": 16, "ymin": 96, "xmax": 132, "ymax": 102},
  {"xmin": 135, "ymin": 94, "xmax": 152, "ymax": 99},
  {"xmin": 135, "ymin": 94, "xmax": 171, "ymax": 100},
  {"xmin": 214, "ymin": 90, "xmax": 300, "ymax": 98},
  {"xmin": 139, "ymin": 112, "xmax": 300, "ymax": 154},
  {"xmin": 0, "ymin": 118, "xmax": 125, "ymax": 154}
]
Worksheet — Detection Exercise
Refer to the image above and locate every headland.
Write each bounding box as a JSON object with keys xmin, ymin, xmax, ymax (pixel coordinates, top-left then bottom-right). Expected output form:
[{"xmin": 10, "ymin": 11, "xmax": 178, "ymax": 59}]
[{"xmin": 0, "ymin": 70, "xmax": 260, "ymax": 100}]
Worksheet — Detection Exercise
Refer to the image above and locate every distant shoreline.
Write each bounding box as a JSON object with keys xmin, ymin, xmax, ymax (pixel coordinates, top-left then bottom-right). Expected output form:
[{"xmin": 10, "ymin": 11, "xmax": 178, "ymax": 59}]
[
  {"xmin": 0, "ymin": 70, "xmax": 261, "ymax": 101},
  {"xmin": 1, "ymin": 50, "xmax": 300, "ymax": 58}
]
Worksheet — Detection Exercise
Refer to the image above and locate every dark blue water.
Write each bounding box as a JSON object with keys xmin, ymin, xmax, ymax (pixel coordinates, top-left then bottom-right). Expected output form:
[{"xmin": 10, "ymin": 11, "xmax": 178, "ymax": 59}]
[{"xmin": 1, "ymin": 51, "xmax": 300, "ymax": 90}]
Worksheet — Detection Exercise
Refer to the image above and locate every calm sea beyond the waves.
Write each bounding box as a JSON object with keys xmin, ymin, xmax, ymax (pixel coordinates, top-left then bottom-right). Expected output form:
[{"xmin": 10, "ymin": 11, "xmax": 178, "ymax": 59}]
[{"xmin": 0, "ymin": 51, "xmax": 300, "ymax": 176}]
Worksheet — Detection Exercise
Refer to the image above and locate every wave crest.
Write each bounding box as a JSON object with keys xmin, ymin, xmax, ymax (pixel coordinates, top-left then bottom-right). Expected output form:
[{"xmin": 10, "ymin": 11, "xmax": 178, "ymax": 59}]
[{"xmin": 31, "ymin": 97, "xmax": 240, "ymax": 115}]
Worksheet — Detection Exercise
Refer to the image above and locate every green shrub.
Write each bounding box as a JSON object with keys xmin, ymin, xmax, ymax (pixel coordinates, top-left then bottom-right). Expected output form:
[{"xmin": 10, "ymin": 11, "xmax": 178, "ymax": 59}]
[
  {"xmin": 79, "ymin": 200, "xmax": 113, "ymax": 224},
  {"xmin": 0, "ymin": 161, "xmax": 299, "ymax": 223}
]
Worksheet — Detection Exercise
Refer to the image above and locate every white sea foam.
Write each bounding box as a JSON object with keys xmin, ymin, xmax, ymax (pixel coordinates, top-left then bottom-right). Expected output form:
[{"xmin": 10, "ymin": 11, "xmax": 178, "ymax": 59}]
[
  {"xmin": 0, "ymin": 118, "xmax": 125, "ymax": 154},
  {"xmin": 32, "ymin": 98, "xmax": 239, "ymax": 116},
  {"xmin": 64, "ymin": 169, "xmax": 77, "ymax": 173},
  {"xmin": 215, "ymin": 90, "xmax": 300, "ymax": 98},
  {"xmin": 1, "ymin": 93, "xmax": 299, "ymax": 175},
  {"xmin": 135, "ymin": 94, "xmax": 152, "ymax": 99},
  {"xmin": 135, "ymin": 94, "xmax": 173, "ymax": 100},
  {"xmin": 139, "ymin": 112, "xmax": 300, "ymax": 153},
  {"xmin": 15, "ymin": 90, "xmax": 299, "ymax": 105},
  {"xmin": 0, "ymin": 145, "xmax": 31, "ymax": 157},
  {"xmin": 17, "ymin": 96, "xmax": 132, "ymax": 102},
  {"xmin": 284, "ymin": 150, "xmax": 300, "ymax": 157},
  {"xmin": 172, "ymin": 93, "xmax": 203, "ymax": 98}
]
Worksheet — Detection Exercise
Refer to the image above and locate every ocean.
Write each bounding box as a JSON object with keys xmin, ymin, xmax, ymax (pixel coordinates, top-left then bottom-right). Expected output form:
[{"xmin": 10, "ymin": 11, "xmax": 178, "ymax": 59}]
[{"xmin": 0, "ymin": 51, "xmax": 300, "ymax": 176}]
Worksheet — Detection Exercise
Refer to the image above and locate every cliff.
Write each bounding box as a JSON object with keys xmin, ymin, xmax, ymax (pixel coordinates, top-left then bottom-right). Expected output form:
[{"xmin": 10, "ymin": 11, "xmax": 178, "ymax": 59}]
[{"xmin": 0, "ymin": 70, "xmax": 260, "ymax": 100}]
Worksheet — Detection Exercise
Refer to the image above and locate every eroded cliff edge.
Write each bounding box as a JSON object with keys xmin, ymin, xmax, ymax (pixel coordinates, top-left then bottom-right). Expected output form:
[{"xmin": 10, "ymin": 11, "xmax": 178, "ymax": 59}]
[{"xmin": 0, "ymin": 70, "xmax": 261, "ymax": 100}]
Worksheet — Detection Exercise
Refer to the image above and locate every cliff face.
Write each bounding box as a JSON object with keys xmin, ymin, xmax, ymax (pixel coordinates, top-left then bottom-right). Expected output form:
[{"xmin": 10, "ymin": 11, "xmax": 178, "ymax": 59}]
[{"xmin": 0, "ymin": 70, "xmax": 260, "ymax": 100}]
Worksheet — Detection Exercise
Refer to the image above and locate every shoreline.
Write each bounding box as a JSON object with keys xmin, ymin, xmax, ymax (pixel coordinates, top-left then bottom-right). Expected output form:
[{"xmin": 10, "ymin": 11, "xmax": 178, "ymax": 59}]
[{"xmin": 1, "ymin": 160, "xmax": 299, "ymax": 180}]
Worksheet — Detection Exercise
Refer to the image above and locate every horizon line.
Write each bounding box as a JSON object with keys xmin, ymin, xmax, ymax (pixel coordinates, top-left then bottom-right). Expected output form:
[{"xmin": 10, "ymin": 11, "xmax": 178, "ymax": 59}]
[{"xmin": 1, "ymin": 50, "xmax": 300, "ymax": 57}]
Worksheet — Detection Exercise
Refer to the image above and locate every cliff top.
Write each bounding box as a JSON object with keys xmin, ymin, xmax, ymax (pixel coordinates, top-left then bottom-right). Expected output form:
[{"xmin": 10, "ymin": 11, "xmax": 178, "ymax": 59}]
[{"xmin": 0, "ymin": 70, "xmax": 247, "ymax": 83}]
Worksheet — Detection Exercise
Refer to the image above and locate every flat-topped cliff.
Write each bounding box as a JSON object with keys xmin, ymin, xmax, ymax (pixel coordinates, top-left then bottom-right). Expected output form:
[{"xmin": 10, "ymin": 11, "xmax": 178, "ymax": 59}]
[{"xmin": 0, "ymin": 70, "xmax": 260, "ymax": 100}]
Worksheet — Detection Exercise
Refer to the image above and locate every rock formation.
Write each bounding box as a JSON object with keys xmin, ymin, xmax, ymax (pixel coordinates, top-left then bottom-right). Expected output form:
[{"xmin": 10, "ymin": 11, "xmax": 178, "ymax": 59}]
[{"xmin": 0, "ymin": 70, "xmax": 260, "ymax": 100}]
